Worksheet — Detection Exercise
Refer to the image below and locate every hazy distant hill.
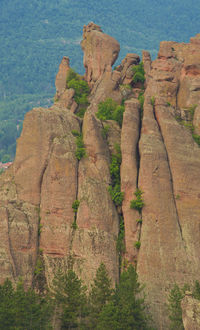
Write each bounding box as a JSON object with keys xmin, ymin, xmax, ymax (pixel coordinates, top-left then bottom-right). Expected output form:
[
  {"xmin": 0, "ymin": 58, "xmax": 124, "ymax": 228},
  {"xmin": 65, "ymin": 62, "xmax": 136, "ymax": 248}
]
[{"xmin": 0, "ymin": 0, "xmax": 200, "ymax": 161}]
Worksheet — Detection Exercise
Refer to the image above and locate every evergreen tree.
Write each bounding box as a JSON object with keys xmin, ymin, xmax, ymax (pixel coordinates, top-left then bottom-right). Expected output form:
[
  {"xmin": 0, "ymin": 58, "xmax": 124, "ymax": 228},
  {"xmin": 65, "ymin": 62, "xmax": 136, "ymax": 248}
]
[
  {"xmin": 0, "ymin": 279, "xmax": 15, "ymax": 329},
  {"xmin": 88, "ymin": 263, "xmax": 113, "ymax": 328},
  {"xmin": 0, "ymin": 278, "xmax": 52, "ymax": 329},
  {"xmin": 168, "ymin": 284, "xmax": 188, "ymax": 330},
  {"xmin": 53, "ymin": 269, "xmax": 87, "ymax": 329},
  {"xmin": 97, "ymin": 265, "xmax": 149, "ymax": 330}
]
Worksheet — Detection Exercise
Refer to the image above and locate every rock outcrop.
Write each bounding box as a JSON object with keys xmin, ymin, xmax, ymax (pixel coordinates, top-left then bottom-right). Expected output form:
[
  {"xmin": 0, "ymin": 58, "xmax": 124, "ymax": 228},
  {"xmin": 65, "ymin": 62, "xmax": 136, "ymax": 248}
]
[
  {"xmin": 0, "ymin": 23, "xmax": 200, "ymax": 329},
  {"xmin": 81, "ymin": 22, "xmax": 120, "ymax": 86},
  {"xmin": 181, "ymin": 293, "xmax": 200, "ymax": 330}
]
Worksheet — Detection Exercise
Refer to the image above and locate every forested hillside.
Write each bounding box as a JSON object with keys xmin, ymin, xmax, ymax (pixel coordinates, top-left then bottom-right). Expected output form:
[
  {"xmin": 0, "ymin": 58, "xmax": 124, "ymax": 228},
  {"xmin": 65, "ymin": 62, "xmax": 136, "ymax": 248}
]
[{"xmin": 1, "ymin": 0, "xmax": 200, "ymax": 161}]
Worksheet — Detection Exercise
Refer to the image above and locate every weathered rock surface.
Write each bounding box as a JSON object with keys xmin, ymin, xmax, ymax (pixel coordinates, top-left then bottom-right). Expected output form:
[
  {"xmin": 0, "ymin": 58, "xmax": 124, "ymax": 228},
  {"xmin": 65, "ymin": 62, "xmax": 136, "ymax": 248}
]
[
  {"xmin": 121, "ymin": 99, "xmax": 140, "ymax": 263},
  {"xmin": 181, "ymin": 293, "xmax": 200, "ymax": 330},
  {"xmin": 55, "ymin": 56, "xmax": 70, "ymax": 99},
  {"xmin": 0, "ymin": 23, "xmax": 200, "ymax": 330},
  {"xmin": 81, "ymin": 22, "xmax": 120, "ymax": 86},
  {"xmin": 136, "ymin": 36, "xmax": 200, "ymax": 329}
]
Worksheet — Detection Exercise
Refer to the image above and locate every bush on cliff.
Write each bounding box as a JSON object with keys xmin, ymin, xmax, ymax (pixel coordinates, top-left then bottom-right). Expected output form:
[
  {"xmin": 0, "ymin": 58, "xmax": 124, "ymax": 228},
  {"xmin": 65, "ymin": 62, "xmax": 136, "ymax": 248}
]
[
  {"xmin": 66, "ymin": 68, "xmax": 90, "ymax": 107},
  {"xmin": 108, "ymin": 144, "xmax": 124, "ymax": 206},
  {"xmin": 132, "ymin": 62, "xmax": 145, "ymax": 85},
  {"xmin": 96, "ymin": 98, "xmax": 125, "ymax": 127}
]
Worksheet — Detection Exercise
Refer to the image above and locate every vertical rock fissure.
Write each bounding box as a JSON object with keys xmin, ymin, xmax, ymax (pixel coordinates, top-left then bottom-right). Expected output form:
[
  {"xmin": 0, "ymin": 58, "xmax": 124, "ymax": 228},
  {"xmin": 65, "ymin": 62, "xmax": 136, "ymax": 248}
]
[
  {"xmin": 135, "ymin": 102, "xmax": 143, "ymax": 253},
  {"xmin": 69, "ymin": 120, "xmax": 82, "ymax": 253},
  {"xmin": 6, "ymin": 209, "xmax": 18, "ymax": 279},
  {"xmin": 153, "ymin": 105, "xmax": 184, "ymax": 241}
]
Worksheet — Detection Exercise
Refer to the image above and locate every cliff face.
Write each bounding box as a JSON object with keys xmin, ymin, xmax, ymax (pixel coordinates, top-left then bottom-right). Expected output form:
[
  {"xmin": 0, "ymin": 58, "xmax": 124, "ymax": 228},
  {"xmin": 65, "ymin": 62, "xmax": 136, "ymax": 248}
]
[{"xmin": 0, "ymin": 23, "xmax": 200, "ymax": 328}]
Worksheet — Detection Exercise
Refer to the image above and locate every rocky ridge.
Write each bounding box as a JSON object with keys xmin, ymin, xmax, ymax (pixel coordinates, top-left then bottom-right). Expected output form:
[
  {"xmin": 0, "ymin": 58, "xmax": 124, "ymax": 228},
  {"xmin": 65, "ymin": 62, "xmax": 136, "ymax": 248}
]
[{"xmin": 0, "ymin": 23, "xmax": 200, "ymax": 329}]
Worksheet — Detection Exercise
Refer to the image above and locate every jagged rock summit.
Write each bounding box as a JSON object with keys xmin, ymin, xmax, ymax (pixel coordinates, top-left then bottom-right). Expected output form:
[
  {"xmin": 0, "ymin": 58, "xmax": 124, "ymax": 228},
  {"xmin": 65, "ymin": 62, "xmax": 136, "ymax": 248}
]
[{"xmin": 0, "ymin": 23, "xmax": 200, "ymax": 329}]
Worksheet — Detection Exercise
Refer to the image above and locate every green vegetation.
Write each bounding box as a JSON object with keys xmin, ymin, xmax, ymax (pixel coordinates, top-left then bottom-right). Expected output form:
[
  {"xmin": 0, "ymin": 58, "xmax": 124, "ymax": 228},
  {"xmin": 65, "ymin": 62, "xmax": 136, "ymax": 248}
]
[
  {"xmin": 134, "ymin": 241, "xmax": 141, "ymax": 249},
  {"xmin": 1, "ymin": 0, "xmax": 199, "ymax": 161},
  {"xmin": 136, "ymin": 218, "xmax": 143, "ymax": 224},
  {"xmin": 176, "ymin": 105, "xmax": 200, "ymax": 147},
  {"xmin": 168, "ymin": 284, "xmax": 189, "ymax": 330},
  {"xmin": 116, "ymin": 217, "xmax": 125, "ymax": 255},
  {"xmin": 132, "ymin": 62, "xmax": 145, "ymax": 85},
  {"xmin": 151, "ymin": 96, "xmax": 155, "ymax": 106},
  {"xmin": 0, "ymin": 263, "xmax": 153, "ymax": 329},
  {"xmin": 101, "ymin": 125, "xmax": 110, "ymax": 140},
  {"xmin": 74, "ymin": 133, "xmax": 86, "ymax": 160},
  {"xmin": 96, "ymin": 98, "xmax": 125, "ymax": 127},
  {"xmin": 0, "ymin": 278, "xmax": 52, "ymax": 329},
  {"xmin": 97, "ymin": 264, "xmax": 150, "ymax": 329},
  {"xmin": 88, "ymin": 263, "xmax": 113, "ymax": 329},
  {"xmin": 66, "ymin": 68, "xmax": 89, "ymax": 108},
  {"xmin": 168, "ymin": 281, "xmax": 200, "ymax": 329},
  {"xmin": 72, "ymin": 200, "xmax": 80, "ymax": 213},
  {"xmin": 52, "ymin": 269, "xmax": 87, "ymax": 329},
  {"xmin": 71, "ymin": 129, "xmax": 80, "ymax": 137},
  {"xmin": 72, "ymin": 200, "xmax": 80, "ymax": 229},
  {"xmin": 108, "ymin": 144, "xmax": 124, "ymax": 206},
  {"xmin": 130, "ymin": 189, "xmax": 144, "ymax": 212},
  {"xmin": 138, "ymin": 91, "xmax": 145, "ymax": 117}
]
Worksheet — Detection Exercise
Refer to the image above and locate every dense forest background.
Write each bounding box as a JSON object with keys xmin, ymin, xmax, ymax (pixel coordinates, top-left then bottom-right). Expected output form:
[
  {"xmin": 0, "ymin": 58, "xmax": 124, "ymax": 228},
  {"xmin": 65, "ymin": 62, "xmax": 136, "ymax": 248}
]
[{"xmin": 1, "ymin": 0, "xmax": 200, "ymax": 162}]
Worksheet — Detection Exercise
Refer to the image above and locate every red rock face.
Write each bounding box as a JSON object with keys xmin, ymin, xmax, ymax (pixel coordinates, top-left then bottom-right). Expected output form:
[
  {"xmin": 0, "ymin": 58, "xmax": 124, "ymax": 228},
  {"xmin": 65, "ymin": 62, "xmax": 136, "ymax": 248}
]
[
  {"xmin": 1, "ymin": 24, "xmax": 200, "ymax": 329},
  {"xmin": 136, "ymin": 36, "xmax": 200, "ymax": 328},
  {"xmin": 81, "ymin": 22, "xmax": 120, "ymax": 86},
  {"xmin": 121, "ymin": 99, "xmax": 141, "ymax": 263}
]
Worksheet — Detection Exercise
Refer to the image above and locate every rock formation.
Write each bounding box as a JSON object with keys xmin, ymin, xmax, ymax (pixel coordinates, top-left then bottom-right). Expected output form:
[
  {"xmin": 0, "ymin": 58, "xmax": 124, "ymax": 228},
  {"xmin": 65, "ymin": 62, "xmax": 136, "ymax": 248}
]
[
  {"xmin": 0, "ymin": 23, "xmax": 200, "ymax": 329},
  {"xmin": 181, "ymin": 293, "xmax": 200, "ymax": 330}
]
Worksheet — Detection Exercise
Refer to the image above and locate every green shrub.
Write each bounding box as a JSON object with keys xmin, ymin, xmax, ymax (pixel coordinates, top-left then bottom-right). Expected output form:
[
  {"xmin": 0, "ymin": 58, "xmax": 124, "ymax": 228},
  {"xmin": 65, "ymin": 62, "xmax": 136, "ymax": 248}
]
[
  {"xmin": 72, "ymin": 200, "xmax": 80, "ymax": 213},
  {"xmin": 151, "ymin": 96, "xmax": 155, "ymax": 106},
  {"xmin": 68, "ymin": 79, "xmax": 89, "ymax": 105},
  {"xmin": 116, "ymin": 217, "xmax": 125, "ymax": 254},
  {"xmin": 76, "ymin": 107, "xmax": 87, "ymax": 118},
  {"xmin": 101, "ymin": 125, "xmax": 110, "ymax": 140},
  {"xmin": 96, "ymin": 98, "xmax": 117, "ymax": 121},
  {"xmin": 136, "ymin": 218, "xmax": 143, "ymax": 224},
  {"xmin": 75, "ymin": 134, "xmax": 86, "ymax": 160},
  {"xmin": 71, "ymin": 130, "xmax": 80, "ymax": 137},
  {"xmin": 66, "ymin": 68, "xmax": 90, "ymax": 107},
  {"xmin": 108, "ymin": 144, "xmax": 124, "ymax": 206},
  {"xmin": 134, "ymin": 241, "xmax": 141, "ymax": 249},
  {"xmin": 71, "ymin": 221, "xmax": 78, "ymax": 230},
  {"xmin": 132, "ymin": 62, "xmax": 145, "ymax": 84},
  {"xmin": 189, "ymin": 104, "xmax": 197, "ymax": 119},
  {"xmin": 130, "ymin": 189, "xmax": 144, "ymax": 212},
  {"xmin": 96, "ymin": 98, "xmax": 125, "ymax": 127},
  {"xmin": 192, "ymin": 133, "xmax": 200, "ymax": 146},
  {"xmin": 138, "ymin": 91, "xmax": 144, "ymax": 117},
  {"xmin": 112, "ymin": 105, "xmax": 125, "ymax": 127},
  {"xmin": 193, "ymin": 280, "xmax": 200, "ymax": 300},
  {"xmin": 66, "ymin": 68, "xmax": 79, "ymax": 84},
  {"xmin": 108, "ymin": 184, "xmax": 124, "ymax": 206}
]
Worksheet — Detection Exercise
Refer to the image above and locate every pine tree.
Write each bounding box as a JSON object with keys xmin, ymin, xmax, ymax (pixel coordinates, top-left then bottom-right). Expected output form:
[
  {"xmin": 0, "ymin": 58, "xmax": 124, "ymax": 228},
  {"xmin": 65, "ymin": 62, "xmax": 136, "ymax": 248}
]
[
  {"xmin": 88, "ymin": 263, "xmax": 113, "ymax": 328},
  {"xmin": 97, "ymin": 265, "xmax": 149, "ymax": 330},
  {"xmin": 0, "ymin": 279, "xmax": 15, "ymax": 329},
  {"xmin": 0, "ymin": 278, "xmax": 52, "ymax": 329},
  {"xmin": 168, "ymin": 284, "xmax": 187, "ymax": 330},
  {"xmin": 53, "ymin": 269, "xmax": 87, "ymax": 329}
]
